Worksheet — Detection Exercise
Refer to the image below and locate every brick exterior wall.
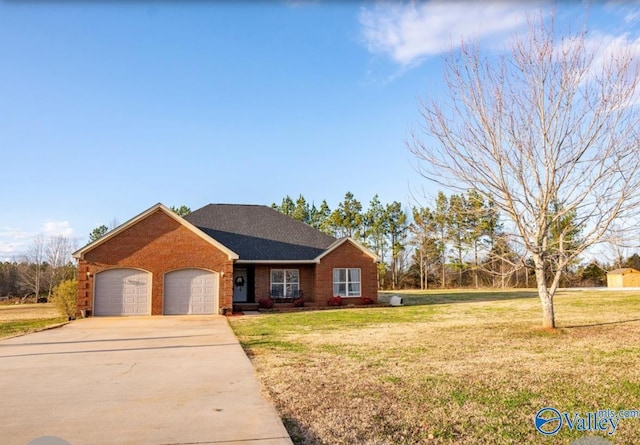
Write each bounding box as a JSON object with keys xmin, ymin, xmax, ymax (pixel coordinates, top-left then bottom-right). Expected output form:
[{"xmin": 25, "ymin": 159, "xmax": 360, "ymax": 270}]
[
  {"xmin": 254, "ymin": 264, "xmax": 315, "ymax": 302},
  {"xmin": 76, "ymin": 209, "xmax": 234, "ymax": 316},
  {"xmin": 252, "ymin": 248, "xmax": 378, "ymax": 306},
  {"xmin": 313, "ymin": 240, "xmax": 378, "ymax": 305}
]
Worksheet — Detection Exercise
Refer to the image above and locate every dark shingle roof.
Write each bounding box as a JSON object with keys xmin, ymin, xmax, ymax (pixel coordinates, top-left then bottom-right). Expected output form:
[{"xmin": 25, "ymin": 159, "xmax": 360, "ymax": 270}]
[{"xmin": 184, "ymin": 204, "xmax": 337, "ymax": 261}]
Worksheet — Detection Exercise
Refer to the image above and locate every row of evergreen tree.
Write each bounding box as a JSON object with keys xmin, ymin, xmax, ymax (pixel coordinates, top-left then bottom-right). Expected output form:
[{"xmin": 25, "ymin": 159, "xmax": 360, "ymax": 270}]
[
  {"xmin": 271, "ymin": 193, "xmax": 408, "ymax": 288},
  {"xmin": 271, "ymin": 191, "xmax": 508, "ymax": 289},
  {"xmin": 271, "ymin": 191, "xmax": 636, "ymax": 290}
]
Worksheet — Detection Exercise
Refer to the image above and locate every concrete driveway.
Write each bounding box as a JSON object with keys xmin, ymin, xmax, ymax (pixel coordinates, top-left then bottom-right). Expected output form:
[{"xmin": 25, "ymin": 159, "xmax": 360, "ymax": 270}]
[{"xmin": 0, "ymin": 316, "xmax": 292, "ymax": 445}]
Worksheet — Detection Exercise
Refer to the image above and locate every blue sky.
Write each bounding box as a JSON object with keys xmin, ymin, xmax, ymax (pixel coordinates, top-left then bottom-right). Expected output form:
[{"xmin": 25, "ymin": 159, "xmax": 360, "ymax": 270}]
[{"xmin": 1, "ymin": 0, "xmax": 639, "ymax": 260}]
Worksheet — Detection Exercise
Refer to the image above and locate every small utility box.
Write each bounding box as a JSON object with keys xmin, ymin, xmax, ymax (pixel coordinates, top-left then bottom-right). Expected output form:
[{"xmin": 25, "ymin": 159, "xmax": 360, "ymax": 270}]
[{"xmin": 389, "ymin": 295, "xmax": 404, "ymax": 306}]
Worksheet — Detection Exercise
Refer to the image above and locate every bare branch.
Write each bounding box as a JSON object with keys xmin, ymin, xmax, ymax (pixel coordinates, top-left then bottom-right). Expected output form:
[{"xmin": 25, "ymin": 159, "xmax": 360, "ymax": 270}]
[{"xmin": 409, "ymin": 10, "xmax": 640, "ymax": 328}]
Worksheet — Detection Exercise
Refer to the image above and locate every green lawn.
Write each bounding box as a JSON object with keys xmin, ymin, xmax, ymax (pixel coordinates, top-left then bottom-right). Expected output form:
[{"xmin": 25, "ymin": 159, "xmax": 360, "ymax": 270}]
[
  {"xmin": 229, "ymin": 290, "xmax": 640, "ymax": 444},
  {"xmin": 0, "ymin": 303, "xmax": 67, "ymax": 338}
]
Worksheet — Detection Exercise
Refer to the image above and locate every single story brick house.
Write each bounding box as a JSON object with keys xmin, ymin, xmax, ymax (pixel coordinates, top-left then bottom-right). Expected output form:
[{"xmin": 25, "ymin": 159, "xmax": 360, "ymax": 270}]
[
  {"xmin": 606, "ymin": 268, "xmax": 640, "ymax": 288},
  {"xmin": 72, "ymin": 203, "xmax": 379, "ymax": 316}
]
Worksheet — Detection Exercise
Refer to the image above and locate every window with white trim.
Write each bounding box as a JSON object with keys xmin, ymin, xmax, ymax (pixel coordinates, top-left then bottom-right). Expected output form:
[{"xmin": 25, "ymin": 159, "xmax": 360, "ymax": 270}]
[
  {"xmin": 333, "ymin": 268, "xmax": 361, "ymax": 297},
  {"xmin": 270, "ymin": 269, "xmax": 300, "ymax": 298}
]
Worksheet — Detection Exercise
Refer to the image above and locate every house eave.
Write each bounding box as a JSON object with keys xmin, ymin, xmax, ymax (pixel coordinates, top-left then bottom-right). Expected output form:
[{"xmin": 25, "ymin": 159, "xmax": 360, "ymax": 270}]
[{"xmin": 235, "ymin": 259, "xmax": 320, "ymax": 265}]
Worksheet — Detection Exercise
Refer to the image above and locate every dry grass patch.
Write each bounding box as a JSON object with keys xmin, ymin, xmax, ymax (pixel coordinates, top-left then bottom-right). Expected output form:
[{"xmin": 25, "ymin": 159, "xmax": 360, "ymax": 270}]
[
  {"xmin": 0, "ymin": 303, "xmax": 66, "ymax": 338},
  {"xmin": 230, "ymin": 291, "xmax": 640, "ymax": 444},
  {"xmin": 0, "ymin": 303, "xmax": 60, "ymax": 321}
]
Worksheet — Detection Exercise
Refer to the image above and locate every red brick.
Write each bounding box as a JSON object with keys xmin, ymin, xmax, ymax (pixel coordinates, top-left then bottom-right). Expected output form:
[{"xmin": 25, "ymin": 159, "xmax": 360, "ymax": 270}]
[
  {"xmin": 76, "ymin": 209, "xmax": 378, "ymax": 315},
  {"xmin": 77, "ymin": 210, "xmax": 233, "ymax": 316},
  {"xmin": 314, "ymin": 241, "xmax": 378, "ymax": 305}
]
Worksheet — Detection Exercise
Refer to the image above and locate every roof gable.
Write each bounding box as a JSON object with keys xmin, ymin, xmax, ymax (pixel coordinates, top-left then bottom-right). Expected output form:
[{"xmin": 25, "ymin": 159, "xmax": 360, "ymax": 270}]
[
  {"xmin": 72, "ymin": 203, "xmax": 239, "ymax": 260},
  {"xmin": 314, "ymin": 237, "xmax": 380, "ymax": 263},
  {"xmin": 607, "ymin": 268, "xmax": 640, "ymax": 275},
  {"xmin": 184, "ymin": 204, "xmax": 337, "ymax": 261}
]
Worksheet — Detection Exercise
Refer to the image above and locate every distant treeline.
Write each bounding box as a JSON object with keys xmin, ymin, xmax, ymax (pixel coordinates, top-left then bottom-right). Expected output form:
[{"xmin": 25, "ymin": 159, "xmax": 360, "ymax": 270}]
[
  {"xmin": 270, "ymin": 192, "xmax": 639, "ymax": 290},
  {"xmin": 2, "ymin": 198, "xmax": 637, "ymax": 299},
  {"xmin": 0, "ymin": 235, "xmax": 76, "ymax": 301}
]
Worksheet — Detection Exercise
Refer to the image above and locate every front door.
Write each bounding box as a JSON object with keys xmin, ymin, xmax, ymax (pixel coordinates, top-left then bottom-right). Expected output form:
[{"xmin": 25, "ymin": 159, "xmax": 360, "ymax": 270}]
[{"xmin": 233, "ymin": 268, "xmax": 248, "ymax": 302}]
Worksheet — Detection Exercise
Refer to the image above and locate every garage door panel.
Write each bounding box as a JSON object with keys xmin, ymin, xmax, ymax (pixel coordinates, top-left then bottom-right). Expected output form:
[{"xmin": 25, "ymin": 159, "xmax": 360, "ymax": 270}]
[
  {"xmin": 95, "ymin": 269, "xmax": 151, "ymax": 316},
  {"xmin": 164, "ymin": 269, "xmax": 218, "ymax": 315}
]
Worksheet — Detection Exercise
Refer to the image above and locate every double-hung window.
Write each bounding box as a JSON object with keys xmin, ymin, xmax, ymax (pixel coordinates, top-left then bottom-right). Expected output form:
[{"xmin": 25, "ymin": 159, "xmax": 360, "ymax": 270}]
[
  {"xmin": 270, "ymin": 269, "xmax": 300, "ymax": 298},
  {"xmin": 333, "ymin": 268, "xmax": 361, "ymax": 297}
]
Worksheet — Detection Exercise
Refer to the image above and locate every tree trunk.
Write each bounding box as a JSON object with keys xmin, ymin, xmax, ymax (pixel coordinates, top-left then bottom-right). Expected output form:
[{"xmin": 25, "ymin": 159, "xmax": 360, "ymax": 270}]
[
  {"xmin": 534, "ymin": 255, "xmax": 556, "ymax": 329},
  {"xmin": 492, "ymin": 254, "xmax": 496, "ymax": 288},
  {"xmin": 457, "ymin": 245, "xmax": 463, "ymax": 288},
  {"xmin": 419, "ymin": 249, "xmax": 425, "ymax": 290},
  {"xmin": 441, "ymin": 250, "xmax": 446, "ymax": 289},
  {"xmin": 540, "ymin": 294, "xmax": 555, "ymax": 329},
  {"xmin": 425, "ymin": 254, "xmax": 429, "ymax": 290},
  {"xmin": 474, "ymin": 244, "xmax": 479, "ymax": 288}
]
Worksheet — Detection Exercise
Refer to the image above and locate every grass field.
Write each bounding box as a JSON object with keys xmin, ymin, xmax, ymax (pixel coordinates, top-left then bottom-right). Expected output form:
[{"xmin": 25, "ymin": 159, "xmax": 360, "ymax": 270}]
[
  {"xmin": 229, "ymin": 290, "xmax": 640, "ymax": 444},
  {"xmin": 0, "ymin": 303, "xmax": 67, "ymax": 338}
]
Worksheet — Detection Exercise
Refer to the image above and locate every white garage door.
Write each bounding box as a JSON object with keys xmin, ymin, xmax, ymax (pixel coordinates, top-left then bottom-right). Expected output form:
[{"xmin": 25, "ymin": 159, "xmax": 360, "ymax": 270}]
[
  {"xmin": 94, "ymin": 269, "xmax": 151, "ymax": 316},
  {"xmin": 164, "ymin": 269, "xmax": 218, "ymax": 315}
]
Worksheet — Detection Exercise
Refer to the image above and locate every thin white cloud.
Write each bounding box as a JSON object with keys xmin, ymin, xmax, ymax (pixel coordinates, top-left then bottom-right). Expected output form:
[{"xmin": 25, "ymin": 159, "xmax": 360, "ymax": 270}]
[
  {"xmin": 585, "ymin": 31, "xmax": 640, "ymax": 69},
  {"xmin": 0, "ymin": 227, "xmax": 31, "ymax": 260},
  {"xmin": 0, "ymin": 241, "xmax": 24, "ymax": 260},
  {"xmin": 623, "ymin": 8, "xmax": 640, "ymax": 24},
  {"xmin": 41, "ymin": 221, "xmax": 74, "ymax": 237},
  {"xmin": 0, "ymin": 226, "xmax": 31, "ymax": 240},
  {"xmin": 577, "ymin": 31, "xmax": 640, "ymax": 105},
  {"xmin": 0, "ymin": 222, "xmax": 76, "ymax": 261},
  {"xmin": 359, "ymin": 1, "xmax": 534, "ymax": 66},
  {"xmin": 604, "ymin": 1, "xmax": 640, "ymax": 24}
]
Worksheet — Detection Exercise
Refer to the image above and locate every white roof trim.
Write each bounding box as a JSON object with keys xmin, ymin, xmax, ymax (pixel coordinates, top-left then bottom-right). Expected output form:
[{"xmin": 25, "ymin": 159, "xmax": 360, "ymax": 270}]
[
  {"xmin": 72, "ymin": 203, "xmax": 239, "ymax": 261},
  {"xmin": 314, "ymin": 237, "xmax": 380, "ymax": 263}
]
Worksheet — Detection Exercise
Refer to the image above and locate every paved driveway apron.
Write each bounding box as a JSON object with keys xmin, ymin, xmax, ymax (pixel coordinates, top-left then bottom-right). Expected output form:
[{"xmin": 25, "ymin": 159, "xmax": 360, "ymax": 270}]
[{"xmin": 0, "ymin": 317, "xmax": 292, "ymax": 445}]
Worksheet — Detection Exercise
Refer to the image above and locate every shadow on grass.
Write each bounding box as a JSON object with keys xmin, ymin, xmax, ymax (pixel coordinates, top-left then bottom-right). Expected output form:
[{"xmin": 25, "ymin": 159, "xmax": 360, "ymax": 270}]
[
  {"xmin": 282, "ymin": 415, "xmax": 326, "ymax": 445},
  {"xmin": 379, "ymin": 291, "xmax": 538, "ymax": 307},
  {"xmin": 564, "ymin": 318, "xmax": 640, "ymax": 329}
]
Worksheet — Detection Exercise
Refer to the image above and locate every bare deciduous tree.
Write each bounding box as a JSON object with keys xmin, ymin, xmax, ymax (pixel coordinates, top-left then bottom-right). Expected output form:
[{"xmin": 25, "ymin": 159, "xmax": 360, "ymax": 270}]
[
  {"xmin": 19, "ymin": 235, "xmax": 46, "ymax": 301},
  {"xmin": 45, "ymin": 235, "xmax": 74, "ymax": 299},
  {"xmin": 18, "ymin": 235, "xmax": 75, "ymax": 302},
  {"xmin": 410, "ymin": 12, "xmax": 640, "ymax": 328}
]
